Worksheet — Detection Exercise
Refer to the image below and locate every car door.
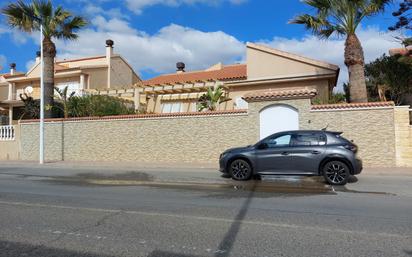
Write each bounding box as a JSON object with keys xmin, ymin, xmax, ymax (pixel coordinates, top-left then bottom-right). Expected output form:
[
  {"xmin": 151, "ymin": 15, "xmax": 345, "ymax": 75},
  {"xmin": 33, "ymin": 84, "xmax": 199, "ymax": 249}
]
[
  {"xmin": 255, "ymin": 133, "xmax": 295, "ymax": 174},
  {"xmin": 288, "ymin": 132, "xmax": 327, "ymax": 174}
]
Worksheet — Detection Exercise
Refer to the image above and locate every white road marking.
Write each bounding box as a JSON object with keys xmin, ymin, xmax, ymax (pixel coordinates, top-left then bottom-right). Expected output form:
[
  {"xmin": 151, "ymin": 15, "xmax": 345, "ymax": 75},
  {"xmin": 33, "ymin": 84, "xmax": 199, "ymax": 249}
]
[{"xmin": 0, "ymin": 200, "xmax": 409, "ymax": 240}]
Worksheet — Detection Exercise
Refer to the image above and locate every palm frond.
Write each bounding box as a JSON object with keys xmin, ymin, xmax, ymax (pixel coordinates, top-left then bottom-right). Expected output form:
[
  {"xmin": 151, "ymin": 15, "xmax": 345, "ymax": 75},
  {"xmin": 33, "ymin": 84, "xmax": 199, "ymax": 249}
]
[{"xmin": 1, "ymin": 0, "xmax": 38, "ymax": 32}]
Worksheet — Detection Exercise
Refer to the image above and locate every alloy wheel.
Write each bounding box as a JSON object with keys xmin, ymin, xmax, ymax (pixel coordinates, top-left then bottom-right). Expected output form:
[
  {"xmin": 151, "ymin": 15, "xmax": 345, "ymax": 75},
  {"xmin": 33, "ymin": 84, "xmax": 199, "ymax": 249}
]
[
  {"xmin": 230, "ymin": 160, "xmax": 252, "ymax": 181},
  {"xmin": 324, "ymin": 162, "xmax": 348, "ymax": 185}
]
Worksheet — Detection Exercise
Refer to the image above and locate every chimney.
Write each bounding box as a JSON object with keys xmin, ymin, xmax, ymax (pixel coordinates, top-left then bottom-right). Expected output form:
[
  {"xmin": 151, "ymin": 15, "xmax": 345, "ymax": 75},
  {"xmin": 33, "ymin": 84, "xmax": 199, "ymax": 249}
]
[
  {"xmin": 36, "ymin": 51, "xmax": 41, "ymax": 63},
  {"xmin": 9, "ymin": 63, "xmax": 16, "ymax": 75},
  {"xmin": 176, "ymin": 62, "xmax": 185, "ymax": 73},
  {"xmin": 106, "ymin": 39, "xmax": 114, "ymax": 60}
]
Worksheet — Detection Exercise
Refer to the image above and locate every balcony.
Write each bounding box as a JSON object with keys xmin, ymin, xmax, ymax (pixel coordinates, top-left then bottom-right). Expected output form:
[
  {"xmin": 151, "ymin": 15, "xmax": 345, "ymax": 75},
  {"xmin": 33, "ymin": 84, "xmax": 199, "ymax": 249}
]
[{"xmin": 0, "ymin": 125, "xmax": 15, "ymax": 141}]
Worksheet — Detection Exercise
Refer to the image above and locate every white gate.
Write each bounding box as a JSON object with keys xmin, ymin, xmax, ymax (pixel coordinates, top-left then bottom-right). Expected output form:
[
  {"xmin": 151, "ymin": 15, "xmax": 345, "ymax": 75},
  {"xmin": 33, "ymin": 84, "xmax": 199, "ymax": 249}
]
[{"xmin": 259, "ymin": 105, "xmax": 299, "ymax": 139}]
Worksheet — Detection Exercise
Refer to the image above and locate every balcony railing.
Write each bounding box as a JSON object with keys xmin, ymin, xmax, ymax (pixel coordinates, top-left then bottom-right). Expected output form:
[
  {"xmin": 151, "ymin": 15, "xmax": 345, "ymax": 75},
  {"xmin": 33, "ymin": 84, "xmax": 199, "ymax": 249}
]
[{"xmin": 0, "ymin": 125, "xmax": 15, "ymax": 141}]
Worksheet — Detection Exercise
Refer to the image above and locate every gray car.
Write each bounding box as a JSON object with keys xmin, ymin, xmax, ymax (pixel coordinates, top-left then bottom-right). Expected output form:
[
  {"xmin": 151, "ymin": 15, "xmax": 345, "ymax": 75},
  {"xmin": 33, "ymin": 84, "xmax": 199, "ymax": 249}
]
[{"xmin": 219, "ymin": 130, "xmax": 362, "ymax": 185}]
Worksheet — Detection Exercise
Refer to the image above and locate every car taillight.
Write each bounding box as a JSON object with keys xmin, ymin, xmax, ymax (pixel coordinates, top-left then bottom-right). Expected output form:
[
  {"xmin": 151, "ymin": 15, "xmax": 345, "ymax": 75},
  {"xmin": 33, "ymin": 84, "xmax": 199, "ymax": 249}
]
[{"xmin": 344, "ymin": 144, "xmax": 358, "ymax": 153}]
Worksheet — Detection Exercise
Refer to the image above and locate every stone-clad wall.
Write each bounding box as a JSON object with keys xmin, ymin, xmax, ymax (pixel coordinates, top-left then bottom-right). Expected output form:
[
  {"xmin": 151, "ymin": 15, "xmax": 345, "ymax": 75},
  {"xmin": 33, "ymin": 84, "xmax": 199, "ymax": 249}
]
[
  {"xmin": 20, "ymin": 112, "xmax": 256, "ymax": 164},
  {"xmin": 394, "ymin": 107, "xmax": 412, "ymax": 166},
  {"xmin": 307, "ymin": 108, "xmax": 396, "ymax": 167},
  {"xmin": 248, "ymin": 99, "xmax": 397, "ymax": 167},
  {"xmin": 19, "ymin": 98, "xmax": 408, "ymax": 167}
]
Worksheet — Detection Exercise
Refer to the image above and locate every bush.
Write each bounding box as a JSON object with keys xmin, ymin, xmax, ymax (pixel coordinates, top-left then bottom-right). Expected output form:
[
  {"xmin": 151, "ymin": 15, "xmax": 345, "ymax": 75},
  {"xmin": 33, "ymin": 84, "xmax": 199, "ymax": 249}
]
[{"xmin": 68, "ymin": 95, "xmax": 136, "ymax": 117}]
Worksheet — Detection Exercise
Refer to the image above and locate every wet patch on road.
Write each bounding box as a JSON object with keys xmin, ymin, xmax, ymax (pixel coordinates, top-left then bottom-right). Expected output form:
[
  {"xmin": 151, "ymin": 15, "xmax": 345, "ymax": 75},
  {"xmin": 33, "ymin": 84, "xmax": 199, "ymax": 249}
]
[{"xmin": 36, "ymin": 172, "xmax": 396, "ymax": 197}]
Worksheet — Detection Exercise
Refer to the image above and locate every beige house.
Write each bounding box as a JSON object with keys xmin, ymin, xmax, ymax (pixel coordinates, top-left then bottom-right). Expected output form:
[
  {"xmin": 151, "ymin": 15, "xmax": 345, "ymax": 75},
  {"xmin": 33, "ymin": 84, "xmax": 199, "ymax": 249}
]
[
  {"xmin": 139, "ymin": 43, "xmax": 340, "ymax": 113},
  {"xmin": 0, "ymin": 40, "xmax": 140, "ymax": 124}
]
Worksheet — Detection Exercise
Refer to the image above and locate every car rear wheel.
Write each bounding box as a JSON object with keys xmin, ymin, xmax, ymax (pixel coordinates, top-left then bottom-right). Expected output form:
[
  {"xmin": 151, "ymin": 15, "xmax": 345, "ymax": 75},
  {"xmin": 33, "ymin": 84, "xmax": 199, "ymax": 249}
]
[
  {"xmin": 229, "ymin": 159, "xmax": 252, "ymax": 181},
  {"xmin": 322, "ymin": 161, "xmax": 350, "ymax": 185}
]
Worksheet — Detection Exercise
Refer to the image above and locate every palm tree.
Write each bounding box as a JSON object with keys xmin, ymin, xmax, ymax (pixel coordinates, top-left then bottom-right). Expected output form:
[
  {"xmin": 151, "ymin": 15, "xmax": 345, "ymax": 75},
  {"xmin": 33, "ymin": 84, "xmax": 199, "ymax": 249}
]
[
  {"xmin": 54, "ymin": 86, "xmax": 75, "ymax": 119},
  {"xmin": 197, "ymin": 85, "xmax": 231, "ymax": 112},
  {"xmin": 290, "ymin": 0, "xmax": 392, "ymax": 103},
  {"xmin": 2, "ymin": 0, "xmax": 87, "ymax": 118}
]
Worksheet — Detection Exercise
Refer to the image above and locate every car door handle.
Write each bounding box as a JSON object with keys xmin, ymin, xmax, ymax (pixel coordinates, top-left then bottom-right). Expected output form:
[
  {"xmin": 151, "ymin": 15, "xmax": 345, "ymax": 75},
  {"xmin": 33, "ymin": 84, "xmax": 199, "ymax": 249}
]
[
  {"xmin": 311, "ymin": 151, "xmax": 321, "ymax": 155},
  {"xmin": 281, "ymin": 152, "xmax": 290, "ymax": 156}
]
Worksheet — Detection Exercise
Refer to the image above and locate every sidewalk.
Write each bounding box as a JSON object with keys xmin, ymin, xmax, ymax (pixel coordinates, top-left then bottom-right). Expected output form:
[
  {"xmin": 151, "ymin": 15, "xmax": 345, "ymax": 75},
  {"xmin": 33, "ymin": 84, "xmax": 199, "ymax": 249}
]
[{"xmin": 1, "ymin": 160, "xmax": 412, "ymax": 181}]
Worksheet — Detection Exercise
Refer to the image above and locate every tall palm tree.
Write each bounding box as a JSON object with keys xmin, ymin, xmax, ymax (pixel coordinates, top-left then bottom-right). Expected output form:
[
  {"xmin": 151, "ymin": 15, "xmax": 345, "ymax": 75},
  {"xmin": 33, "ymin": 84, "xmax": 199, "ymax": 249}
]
[
  {"xmin": 2, "ymin": 0, "xmax": 87, "ymax": 118},
  {"xmin": 290, "ymin": 0, "xmax": 392, "ymax": 103}
]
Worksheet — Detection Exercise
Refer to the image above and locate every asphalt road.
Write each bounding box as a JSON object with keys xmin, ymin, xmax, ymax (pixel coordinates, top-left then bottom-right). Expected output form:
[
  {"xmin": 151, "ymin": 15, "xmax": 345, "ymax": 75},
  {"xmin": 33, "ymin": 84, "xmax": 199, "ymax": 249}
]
[{"xmin": 0, "ymin": 164, "xmax": 411, "ymax": 257}]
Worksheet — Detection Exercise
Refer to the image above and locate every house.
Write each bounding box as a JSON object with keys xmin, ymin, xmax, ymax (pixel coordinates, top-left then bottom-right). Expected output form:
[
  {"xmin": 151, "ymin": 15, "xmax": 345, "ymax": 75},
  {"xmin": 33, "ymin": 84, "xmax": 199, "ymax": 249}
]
[
  {"xmin": 389, "ymin": 45, "xmax": 412, "ymax": 105},
  {"xmin": 0, "ymin": 40, "xmax": 141, "ymax": 124},
  {"xmin": 139, "ymin": 43, "xmax": 340, "ymax": 113}
]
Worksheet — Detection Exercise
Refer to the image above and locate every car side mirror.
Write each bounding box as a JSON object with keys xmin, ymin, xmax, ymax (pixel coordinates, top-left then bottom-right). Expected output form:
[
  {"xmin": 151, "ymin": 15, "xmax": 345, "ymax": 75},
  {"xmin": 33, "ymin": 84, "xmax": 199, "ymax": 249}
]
[{"xmin": 257, "ymin": 143, "xmax": 268, "ymax": 150}]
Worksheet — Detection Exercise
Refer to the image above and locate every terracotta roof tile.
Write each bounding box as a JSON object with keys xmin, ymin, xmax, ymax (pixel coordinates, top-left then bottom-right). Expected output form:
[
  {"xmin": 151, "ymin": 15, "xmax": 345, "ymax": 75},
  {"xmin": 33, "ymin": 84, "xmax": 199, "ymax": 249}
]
[
  {"xmin": 389, "ymin": 47, "xmax": 412, "ymax": 57},
  {"xmin": 56, "ymin": 55, "xmax": 106, "ymax": 64},
  {"xmin": 3, "ymin": 72, "xmax": 25, "ymax": 78},
  {"xmin": 143, "ymin": 64, "xmax": 247, "ymax": 86},
  {"xmin": 242, "ymin": 88, "xmax": 317, "ymax": 102},
  {"xmin": 312, "ymin": 101, "xmax": 395, "ymax": 110}
]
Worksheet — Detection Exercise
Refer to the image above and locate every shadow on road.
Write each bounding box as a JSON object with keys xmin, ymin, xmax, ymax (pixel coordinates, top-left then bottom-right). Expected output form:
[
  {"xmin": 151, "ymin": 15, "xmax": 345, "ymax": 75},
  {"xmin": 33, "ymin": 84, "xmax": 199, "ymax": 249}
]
[
  {"xmin": 147, "ymin": 250, "xmax": 204, "ymax": 257},
  {"xmin": 0, "ymin": 240, "xmax": 116, "ymax": 257},
  {"xmin": 213, "ymin": 181, "xmax": 258, "ymax": 257}
]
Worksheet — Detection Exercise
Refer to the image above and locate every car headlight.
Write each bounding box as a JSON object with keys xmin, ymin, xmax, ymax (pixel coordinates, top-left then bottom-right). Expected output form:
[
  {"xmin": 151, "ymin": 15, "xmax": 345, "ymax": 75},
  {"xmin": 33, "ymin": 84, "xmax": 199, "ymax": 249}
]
[{"xmin": 220, "ymin": 152, "xmax": 229, "ymax": 159}]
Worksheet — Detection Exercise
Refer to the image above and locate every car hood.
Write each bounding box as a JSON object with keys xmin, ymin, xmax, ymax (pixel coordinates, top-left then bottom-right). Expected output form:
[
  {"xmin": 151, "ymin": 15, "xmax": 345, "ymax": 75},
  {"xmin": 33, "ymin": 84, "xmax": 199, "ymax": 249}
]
[{"xmin": 223, "ymin": 145, "xmax": 254, "ymax": 154}]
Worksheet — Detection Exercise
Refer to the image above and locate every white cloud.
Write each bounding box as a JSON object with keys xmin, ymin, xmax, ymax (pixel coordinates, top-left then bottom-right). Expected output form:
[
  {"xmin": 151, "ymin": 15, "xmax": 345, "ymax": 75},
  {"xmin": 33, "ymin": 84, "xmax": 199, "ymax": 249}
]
[
  {"xmin": 55, "ymin": 16, "xmax": 245, "ymax": 75},
  {"xmin": 257, "ymin": 26, "xmax": 402, "ymax": 90},
  {"xmin": 0, "ymin": 24, "xmax": 31, "ymax": 45},
  {"xmin": 83, "ymin": 4, "xmax": 130, "ymax": 20}
]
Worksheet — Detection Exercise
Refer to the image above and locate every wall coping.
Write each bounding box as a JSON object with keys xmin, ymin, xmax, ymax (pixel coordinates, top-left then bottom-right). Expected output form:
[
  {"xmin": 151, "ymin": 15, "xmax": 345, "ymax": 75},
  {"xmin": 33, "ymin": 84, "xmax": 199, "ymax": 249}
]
[
  {"xmin": 19, "ymin": 109, "xmax": 248, "ymax": 124},
  {"xmin": 311, "ymin": 101, "xmax": 395, "ymax": 111}
]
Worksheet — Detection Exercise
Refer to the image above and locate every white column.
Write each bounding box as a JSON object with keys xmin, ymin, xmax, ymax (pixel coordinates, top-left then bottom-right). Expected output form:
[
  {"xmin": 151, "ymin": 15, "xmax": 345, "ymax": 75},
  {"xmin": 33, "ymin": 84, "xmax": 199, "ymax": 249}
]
[
  {"xmin": 8, "ymin": 83, "xmax": 14, "ymax": 100},
  {"xmin": 8, "ymin": 107, "xmax": 13, "ymax": 125},
  {"xmin": 134, "ymin": 89, "xmax": 140, "ymax": 111},
  {"xmin": 80, "ymin": 74, "xmax": 85, "ymax": 95}
]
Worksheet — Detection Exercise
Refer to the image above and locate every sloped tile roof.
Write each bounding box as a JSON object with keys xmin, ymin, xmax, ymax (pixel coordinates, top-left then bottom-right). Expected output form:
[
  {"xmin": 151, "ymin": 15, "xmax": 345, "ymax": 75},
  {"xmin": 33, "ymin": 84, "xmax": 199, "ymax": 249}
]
[
  {"xmin": 56, "ymin": 55, "xmax": 106, "ymax": 64},
  {"xmin": 242, "ymin": 88, "xmax": 317, "ymax": 102},
  {"xmin": 143, "ymin": 64, "xmax": 247, "ymax": 86},
  {"xmin": 3, "ymin": 72, "xmax": 25, "ymax": 78},
  {"xmin": 389, "ymin": 47, "xmax": 412, "ymax": 57},
  {"xmin": 312, "ymin": 101, "xmax": 395, "ymax": 110}
]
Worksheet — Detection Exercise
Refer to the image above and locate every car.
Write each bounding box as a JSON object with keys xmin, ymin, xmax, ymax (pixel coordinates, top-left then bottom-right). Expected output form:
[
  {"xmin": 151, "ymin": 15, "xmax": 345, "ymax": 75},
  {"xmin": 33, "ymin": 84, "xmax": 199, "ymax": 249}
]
[{"xmin": 219, "ymin": 130, "xmax": 362, "ymax": 185}]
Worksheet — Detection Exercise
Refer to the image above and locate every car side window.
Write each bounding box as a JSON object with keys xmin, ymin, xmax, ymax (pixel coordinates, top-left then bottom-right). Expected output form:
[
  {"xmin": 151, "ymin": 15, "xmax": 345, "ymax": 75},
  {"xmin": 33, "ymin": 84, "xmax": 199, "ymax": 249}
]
[
  {"xmin": 291, "ymin": 133, "xmax": 326, "ymax": 146},
  {"xmin": 265, "ymin": 134, "xmax": 292, "ymax": 148}
]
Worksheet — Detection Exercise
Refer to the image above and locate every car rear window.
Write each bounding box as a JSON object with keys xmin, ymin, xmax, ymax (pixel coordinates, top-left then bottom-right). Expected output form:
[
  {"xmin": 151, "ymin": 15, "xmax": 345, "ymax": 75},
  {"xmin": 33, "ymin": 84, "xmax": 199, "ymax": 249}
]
[{"xmin": 291, "ymin": 133, "xmax": 326, "ymax": 146}]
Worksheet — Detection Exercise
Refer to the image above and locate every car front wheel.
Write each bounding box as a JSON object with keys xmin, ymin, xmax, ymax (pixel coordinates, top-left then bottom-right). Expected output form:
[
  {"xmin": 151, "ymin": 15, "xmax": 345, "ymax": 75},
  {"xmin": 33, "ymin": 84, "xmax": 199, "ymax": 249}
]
[
  {"xmin": 322, "ymin": 161, "xmax": 350, "ymax": 185},
  {"xmin": 229, "ymin": 159, "xmax": 252, "ymax": 181}
]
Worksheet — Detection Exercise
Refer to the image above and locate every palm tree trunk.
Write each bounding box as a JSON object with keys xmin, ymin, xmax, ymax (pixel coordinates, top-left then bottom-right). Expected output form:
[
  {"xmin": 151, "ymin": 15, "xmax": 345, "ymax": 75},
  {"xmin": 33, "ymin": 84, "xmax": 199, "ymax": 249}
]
[
  {"xmin": 344, "ymin": 34, "xmax": 368, "ymax": 103},
  {"xmin": 43, "ymin": 37, "xmax": 56, "ymax": 118}
]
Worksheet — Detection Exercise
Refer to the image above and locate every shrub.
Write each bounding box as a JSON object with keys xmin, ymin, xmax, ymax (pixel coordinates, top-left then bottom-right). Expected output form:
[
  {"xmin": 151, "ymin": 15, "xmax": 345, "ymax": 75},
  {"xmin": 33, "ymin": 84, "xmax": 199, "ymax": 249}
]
[{"xmin": 68, "ymin": 95, "xmax": 136, "ymax": 117}]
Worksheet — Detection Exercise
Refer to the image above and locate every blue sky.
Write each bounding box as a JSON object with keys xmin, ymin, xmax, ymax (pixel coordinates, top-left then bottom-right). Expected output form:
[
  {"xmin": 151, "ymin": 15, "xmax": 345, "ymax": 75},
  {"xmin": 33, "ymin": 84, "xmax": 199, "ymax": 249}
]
[{"xmin": 0, "ymin": 0, "xmax": 406, "ymax": 85}]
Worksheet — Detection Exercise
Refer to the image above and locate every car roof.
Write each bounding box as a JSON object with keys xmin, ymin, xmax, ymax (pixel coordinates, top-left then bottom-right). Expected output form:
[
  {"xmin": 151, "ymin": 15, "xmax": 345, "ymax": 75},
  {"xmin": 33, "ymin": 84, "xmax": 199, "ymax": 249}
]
[{"xmin": 278, "ymin": 130, "xmax": 342, "ymax": 135}]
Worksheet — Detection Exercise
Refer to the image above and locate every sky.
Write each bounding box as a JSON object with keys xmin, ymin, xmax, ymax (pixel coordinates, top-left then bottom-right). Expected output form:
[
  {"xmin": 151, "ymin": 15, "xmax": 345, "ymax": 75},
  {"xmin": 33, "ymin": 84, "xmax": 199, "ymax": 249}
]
[{"xmin": 0, "ymin": 0, "xmax": 408, "ymax": 87}]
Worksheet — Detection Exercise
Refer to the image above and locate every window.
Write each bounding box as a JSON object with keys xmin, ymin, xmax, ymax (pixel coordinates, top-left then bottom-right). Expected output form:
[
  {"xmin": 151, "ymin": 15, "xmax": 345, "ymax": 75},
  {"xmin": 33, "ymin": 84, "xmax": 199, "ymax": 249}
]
[
  {"xmin": 55, "ymin": 82, "xmax": 81, "ymax": 96},
  {"xmin": 235, "ymin": 97, "xmax": 248, "ymax": 109},
  {"xmin": 291, "ymin": 133, "xmax": 326, "ymax": 146},
  {"xmin": 190, "ymin": 101, "xmax": 198, "ymax": 112},
  {"xmin": 161, "ymin": 102, "xmax": 182, "ymax": 113},
  {"xmin": 264, "ymin": 134, "xmax": 291, "ymax": 148}
]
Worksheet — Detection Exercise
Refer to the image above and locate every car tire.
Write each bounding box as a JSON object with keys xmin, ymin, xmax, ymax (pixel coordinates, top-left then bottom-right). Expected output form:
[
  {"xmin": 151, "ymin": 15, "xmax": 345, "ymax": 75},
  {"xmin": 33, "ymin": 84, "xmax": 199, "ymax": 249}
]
[
  {"xmin": 322, "ymin": 160, "xmax": 350, "ymax": 185},
  {"xmin": 229, "ymin": 159, "xmax": 253, "ymax": 181}
]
